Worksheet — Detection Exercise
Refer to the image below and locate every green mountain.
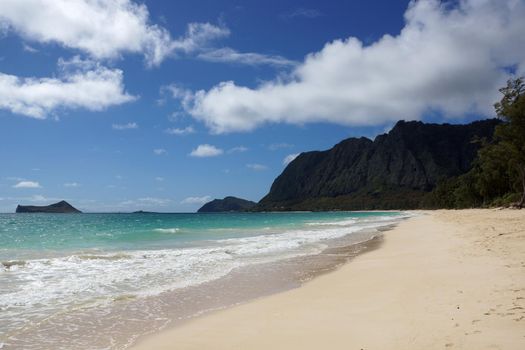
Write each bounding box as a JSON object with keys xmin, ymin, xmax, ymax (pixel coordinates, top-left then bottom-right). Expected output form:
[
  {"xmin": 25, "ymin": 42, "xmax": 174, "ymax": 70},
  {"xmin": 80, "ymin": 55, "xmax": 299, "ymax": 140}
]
[{"xmin": 256, "ymin": 119, "xmax": 500, "ymax": 211}]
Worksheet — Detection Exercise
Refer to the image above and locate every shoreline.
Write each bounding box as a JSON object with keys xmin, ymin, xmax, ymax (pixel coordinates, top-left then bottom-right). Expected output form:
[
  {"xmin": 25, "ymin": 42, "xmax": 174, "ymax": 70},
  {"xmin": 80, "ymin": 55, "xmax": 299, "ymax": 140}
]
[
  {"xmin": 0, "ymin": 212, "xmax": 402, "ymax": 350},
  {"xmin": 132, "ymin": 209, "xmax": 525, "ymax": 349}
]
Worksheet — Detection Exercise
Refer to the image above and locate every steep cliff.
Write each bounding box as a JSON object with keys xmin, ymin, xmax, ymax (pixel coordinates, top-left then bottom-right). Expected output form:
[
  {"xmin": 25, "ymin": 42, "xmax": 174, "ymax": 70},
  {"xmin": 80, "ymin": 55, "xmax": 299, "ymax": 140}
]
[{"xmin": 257, "ymin": 119, "xmax": 500, "ymax": 210}]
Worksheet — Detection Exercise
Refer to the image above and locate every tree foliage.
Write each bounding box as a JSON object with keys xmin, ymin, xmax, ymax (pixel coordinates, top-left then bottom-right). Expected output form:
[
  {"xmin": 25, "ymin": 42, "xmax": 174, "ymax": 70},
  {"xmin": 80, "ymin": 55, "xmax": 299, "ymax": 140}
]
[{"xmin": 431, "ymin": 77, "xmax": 525, "ymax": 208}]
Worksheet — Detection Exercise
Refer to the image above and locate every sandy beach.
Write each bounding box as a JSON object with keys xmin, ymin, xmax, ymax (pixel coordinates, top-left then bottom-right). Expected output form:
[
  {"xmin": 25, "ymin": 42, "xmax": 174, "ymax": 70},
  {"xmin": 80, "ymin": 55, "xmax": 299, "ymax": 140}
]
[{"xmin": 132, "ymin": 210, "xmax": 525, "ymax": 350}]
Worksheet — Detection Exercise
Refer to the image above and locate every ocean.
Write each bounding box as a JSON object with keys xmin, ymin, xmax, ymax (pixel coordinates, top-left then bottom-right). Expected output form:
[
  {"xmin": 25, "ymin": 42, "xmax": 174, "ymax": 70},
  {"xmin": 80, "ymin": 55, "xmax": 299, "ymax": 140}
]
[{"xmin": 0, "ymin": 211, "xmax": 408, "ymax": 349}]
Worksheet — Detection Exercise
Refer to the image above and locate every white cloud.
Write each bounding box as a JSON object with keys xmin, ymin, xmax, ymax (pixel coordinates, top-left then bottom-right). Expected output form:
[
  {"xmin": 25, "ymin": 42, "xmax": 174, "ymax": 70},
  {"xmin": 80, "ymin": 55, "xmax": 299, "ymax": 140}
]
[
  {"xmin": 189, "ymin": 144, "xmax": 223, "ymax": 157},
  {"xmin": 172, "ymin": 22, "xmax": 230, "ymax": 54},
  {"xmin": 283, "ymin": 153, "xmax": 299, "ymax": 165},
  {"xmin": 64, "ymin": 182, "xmax": 80, "ymax": 187},
  {"xmin": 0, "ymin": 0, "xmax": 235, "ymax": 66},
  {"xmin": 246, "ymin": 163, "xmax": 267, "ymax": 171},
  {"xmin": 13, "ymin": 180, "xmax": 41, "ymax": 188},
  {"xmin": 112, "ymin": 122, "xmax": 138, "ymax": 130},
  {"xmin": 153, "ymin": 148, "xmax": 167, "ymax": 155},
  {"xmin": 181, "ymin": 195, "xmax": 211, "ymax": 205},
  {"xmin": 0, "ymin": 57, "xmax": 135, "ymax": 118},
  {"xmin": 0, "ymin": 0, "xmax": 171, "ymax": 66},
  {"xmin": 198, "ymin": 48, "xmax": 297, "ymax": 67},
  {"xmin": 177, "ymin": 0, "xmax": 525, "ymax": 133},
  {"xmin": 228, "ymin": 146, "xmax": 248, "ymax": 153},
  {"xmin": 166, "ymin": 22, "xmax": 294, "ymax": 68},
  {"xmin": 165, "ymin": 125, "xmax": 195, "ymax": 135},
  {"xmin": 155, "ymin": 177, "xmax": 164, "ymax": 182}
]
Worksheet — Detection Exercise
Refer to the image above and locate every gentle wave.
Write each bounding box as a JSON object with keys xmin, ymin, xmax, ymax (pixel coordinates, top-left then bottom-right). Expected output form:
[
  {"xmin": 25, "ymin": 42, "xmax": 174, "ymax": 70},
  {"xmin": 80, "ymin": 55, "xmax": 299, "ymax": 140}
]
[
  {"xmin": 77, "ymin": 253, "xmax": 132, "ymax": 261},
  {"xmin": 153, "ymin": 228, "xmax": 181, "ymax": 233},
  {"xmin": 306, "ymin": 219, "xmax": 357, "ymax": 226},
  {"xmin": 0, "ymin": 213, "xmax": 409, "ymax": 347},
  {"xmin": 0, "ymin": 219, "xmax": 394, "ymax": 311}
]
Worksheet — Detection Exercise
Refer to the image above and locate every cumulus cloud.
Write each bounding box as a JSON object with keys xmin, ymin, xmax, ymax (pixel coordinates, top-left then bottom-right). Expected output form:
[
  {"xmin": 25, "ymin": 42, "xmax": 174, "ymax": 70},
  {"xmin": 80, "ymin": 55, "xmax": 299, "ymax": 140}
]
[
  {"xmin": 181, "ymin": 195, "xmax": 211, "ymax": 205},
  {"xmin": 0, "ymin": 0, "xmax": 175, "ymax": 66},
  {"xmin": 283, "ymin": 153, "xmax": 299, "ymax": 165},
  {"xmin": 64, "ymin": 182, "xmax": 80, "ymax": 187},
  {"xmin": 176, "ymin": 0, "xmax": 525, "ymax": 133},
  {"xmin": 112, "ymin": 122, "xmax": 138, "ymax": 130},
  {"xmin": 0, "ymin": 0, "xmax": 285, "ymax": 68},
  {"xmin": 246, "ymin": 163, "xmax": 267, "ymax": 171},
  {"xmin": 153, "ymin": 148, "xmax": 167, "ymax": 155},
  {"xmin": 0, "ymin": 56, "xmax": 135, "ymax": 118},
  {"xmin": 13, "ymin": 180, "xmax": 41, "ymax": 188},
  {"xmin": 165, "ymin": 125, "xmax": 195, "ymax": 135},
  {"xmin": 189, "ymin": 144, "xmax": 223, "ymax": 157}
]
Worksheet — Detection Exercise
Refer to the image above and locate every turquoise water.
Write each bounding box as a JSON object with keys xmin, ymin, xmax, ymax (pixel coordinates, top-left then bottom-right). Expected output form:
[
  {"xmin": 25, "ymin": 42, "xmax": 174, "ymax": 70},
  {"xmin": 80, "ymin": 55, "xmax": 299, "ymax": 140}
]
[
  {"xmin": 0, "ymin": 211, "xmax": 400, "ymax": 258},
  {"xmin": 0, "ymin": 211, "xmax": 406, "ymax": 349}
]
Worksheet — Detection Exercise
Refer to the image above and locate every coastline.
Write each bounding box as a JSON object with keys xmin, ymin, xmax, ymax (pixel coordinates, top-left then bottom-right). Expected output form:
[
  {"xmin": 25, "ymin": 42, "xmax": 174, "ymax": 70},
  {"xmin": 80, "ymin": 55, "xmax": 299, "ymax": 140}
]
[
  {"xmin": 0, "ymin": 212, "xmax": 401, "ymax": 350},
  {"xmin": 132, "ymin": 209, "xmax": 525, "ymax": 349}
]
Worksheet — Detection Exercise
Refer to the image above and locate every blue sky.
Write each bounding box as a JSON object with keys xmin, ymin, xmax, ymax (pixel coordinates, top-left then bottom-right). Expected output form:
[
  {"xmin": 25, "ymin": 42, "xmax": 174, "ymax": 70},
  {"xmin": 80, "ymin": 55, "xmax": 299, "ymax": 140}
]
[{"xmin": 0, "ymin": 0, "xmax": 524, "ymax": 212}]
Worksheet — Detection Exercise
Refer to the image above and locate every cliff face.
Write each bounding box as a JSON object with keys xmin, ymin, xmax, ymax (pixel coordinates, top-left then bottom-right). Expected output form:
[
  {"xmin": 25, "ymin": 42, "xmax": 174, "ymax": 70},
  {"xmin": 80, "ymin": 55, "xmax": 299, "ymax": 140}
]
[
  {"xmin": 257, "ymin": 119, "xmax": 500, "ymax": 210},
  {"xmin": 198, "ymin": 196, "xmax": 256, "ymax": 213},
  {"xmin": 16, "ymin": 200, "xmax": 81, "ymax": 213}
]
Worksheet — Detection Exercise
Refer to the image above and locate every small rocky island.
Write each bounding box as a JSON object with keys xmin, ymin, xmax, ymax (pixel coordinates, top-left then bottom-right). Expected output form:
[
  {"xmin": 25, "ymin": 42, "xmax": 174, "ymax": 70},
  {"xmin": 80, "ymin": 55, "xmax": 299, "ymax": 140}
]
[
  {"xmin": 198, "ymin": 196, "xmax": 256, "ymax": 212},
  {"xmin": 16, "ymin": 200, "xmax": 81, "ymax": 213}
]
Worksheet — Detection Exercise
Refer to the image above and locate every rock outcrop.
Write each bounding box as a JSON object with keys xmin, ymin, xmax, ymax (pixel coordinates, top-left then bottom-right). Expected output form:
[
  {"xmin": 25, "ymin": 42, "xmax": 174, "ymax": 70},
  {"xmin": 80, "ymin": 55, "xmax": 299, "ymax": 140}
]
[
  {"xmin": 16, "ymin": 200, "xmax": 81, "ymax": 213},
  {"xmin": 256, "ymin": 119, "xmax": 500, "ymax": 210},
  {"xmin": 198, "ymin": 196, "xmax": 256, "ymax": 212}
]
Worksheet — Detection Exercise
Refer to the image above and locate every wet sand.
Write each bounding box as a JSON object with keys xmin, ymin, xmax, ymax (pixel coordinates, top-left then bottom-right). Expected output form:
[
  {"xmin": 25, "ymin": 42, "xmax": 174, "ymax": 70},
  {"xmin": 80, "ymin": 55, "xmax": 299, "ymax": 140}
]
[{"xmin": 132, "ymin": 209, "xmax": 525, "ymax": 350}]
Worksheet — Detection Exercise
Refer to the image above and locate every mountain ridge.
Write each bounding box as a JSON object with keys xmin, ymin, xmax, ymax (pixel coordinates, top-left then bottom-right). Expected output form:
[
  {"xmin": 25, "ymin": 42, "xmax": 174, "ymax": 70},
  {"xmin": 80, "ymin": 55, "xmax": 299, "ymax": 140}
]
[{"xmin": 256, "ymin": 119, "xmax": 500, "ymax": 211}]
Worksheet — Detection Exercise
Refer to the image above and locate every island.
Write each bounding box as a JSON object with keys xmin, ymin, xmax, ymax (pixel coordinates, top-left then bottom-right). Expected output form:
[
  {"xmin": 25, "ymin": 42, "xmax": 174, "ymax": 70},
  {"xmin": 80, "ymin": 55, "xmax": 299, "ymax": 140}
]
[
  {"xmin": 16, "ymin": 200, "xmax": 82, "ymax": 213},
  {"xmin": 198, "ymin": 196, "xmax": 256, "ymax": 212}
]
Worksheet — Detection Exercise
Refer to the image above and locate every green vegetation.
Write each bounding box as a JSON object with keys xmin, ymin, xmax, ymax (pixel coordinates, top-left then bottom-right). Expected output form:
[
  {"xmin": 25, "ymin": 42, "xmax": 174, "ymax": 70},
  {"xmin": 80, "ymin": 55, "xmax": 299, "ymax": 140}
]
[{"xmin": 430, "ymin": 78, "xmax": 525, "ymax": 208}]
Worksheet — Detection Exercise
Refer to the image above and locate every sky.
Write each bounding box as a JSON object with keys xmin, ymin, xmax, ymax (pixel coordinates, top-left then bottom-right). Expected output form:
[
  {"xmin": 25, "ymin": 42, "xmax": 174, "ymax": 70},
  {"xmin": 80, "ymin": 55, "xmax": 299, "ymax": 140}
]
[{"xmin": 0, "ymin": 0, "xmax": 524, "ymax": 212}]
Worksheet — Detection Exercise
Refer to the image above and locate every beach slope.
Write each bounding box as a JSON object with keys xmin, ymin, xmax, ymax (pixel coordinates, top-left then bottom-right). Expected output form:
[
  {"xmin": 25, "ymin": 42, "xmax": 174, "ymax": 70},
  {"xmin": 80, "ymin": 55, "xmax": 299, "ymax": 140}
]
[{"xmin": 132, "ymin": 210, "xmax": 525, "ymax": 349}]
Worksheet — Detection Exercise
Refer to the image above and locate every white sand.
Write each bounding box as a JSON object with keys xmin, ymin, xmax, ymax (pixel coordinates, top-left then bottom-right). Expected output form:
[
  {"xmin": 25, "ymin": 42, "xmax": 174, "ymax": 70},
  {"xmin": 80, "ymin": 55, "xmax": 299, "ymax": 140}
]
[{"xmin": 132, "ymin": 210, "xmax": 525, "ymax": 349}]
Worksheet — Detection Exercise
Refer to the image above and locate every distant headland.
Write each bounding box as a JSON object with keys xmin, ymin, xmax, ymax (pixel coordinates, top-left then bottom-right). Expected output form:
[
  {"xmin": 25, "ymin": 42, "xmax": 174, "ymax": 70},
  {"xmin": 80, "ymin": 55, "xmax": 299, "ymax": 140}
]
[
  {"xmin": 198, "ymin": 196, "xmax": 256, "ymax": 212},
  {"xmin": 16, "ymin": 200, "xmax": 81, "ymax": 213}
]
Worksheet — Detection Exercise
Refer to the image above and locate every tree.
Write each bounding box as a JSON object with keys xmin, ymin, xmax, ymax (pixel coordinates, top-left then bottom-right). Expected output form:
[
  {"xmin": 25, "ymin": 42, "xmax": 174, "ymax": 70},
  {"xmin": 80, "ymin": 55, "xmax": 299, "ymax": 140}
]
[{"xmin": 492, "ymin": 77, "xmax": 525, "ymax": 208}]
